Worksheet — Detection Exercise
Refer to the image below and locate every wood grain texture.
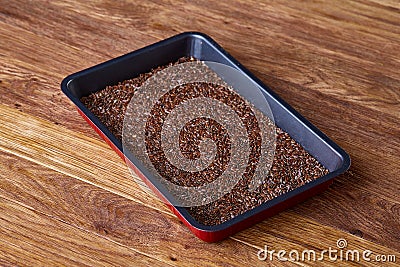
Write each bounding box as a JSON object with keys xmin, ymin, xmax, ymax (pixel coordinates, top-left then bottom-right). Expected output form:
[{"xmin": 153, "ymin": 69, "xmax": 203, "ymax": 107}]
[
  {"xmin": 0, "ymin": 150, "xmax": 262, "ymax": 267},
  {"xmin": 234, "ymin": 211, "xmax": 399, "ymax": 267},
  {"xmin": 0, "ymin": 196, "xmax": 165, "ymax": 267},
  {"xmin": 0, "ymin": 0, "xmax": 399, "ymax": 266},
  {"xmin": 0, "ymin": 117, "xmax": 397, "ymax": 266}
]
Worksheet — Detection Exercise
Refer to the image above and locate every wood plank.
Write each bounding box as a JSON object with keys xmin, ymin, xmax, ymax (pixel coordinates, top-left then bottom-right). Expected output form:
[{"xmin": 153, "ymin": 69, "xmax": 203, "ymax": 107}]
[
  {"xmin": 0, "ymin": 1, "xmax": 159, "ymax": 69},
  {"xmin": 0, "ymin": 104, "xmax": 170, "ymax": 214},
  {"xmin": 0, "ymin": 97, "xmax": 398, "ymax": 258},
  {"xmin": 1, "ymin": 78, "xmax": 399, "ymax": 252},
  {"xmin": 0, "ymin": 0, "xmax": 399, "ymax": 126},
  {"xmin": 0, "ymin": 142, "xmax": 279, "ymax": 267},
  {"xmin": 291, "ymin": 175, "xmax": 400, "ymax": 250},
  {"xmin": 0, "ymin": 61, "xmax": 99, "ymax": 140},
  {"xmin": 233, "ymin": 211, "xmax": 399, "ymax": 266},
  {"xmin": 0, "ymin": 104, "xmax": 353, "ymax": 266},
  {"xmin": 1, "ymin": 0, "xmax": 398, "ymax": 191},
  {"xmin": 1, "ymin": 139, "xmax": 397, "ymax": 267},
  {"xmin": 0, "ymin": 0, "xmax": 399, "ymax": 265},
  {"xmin": 0, "ymin": 196, "xmax": 166, "ymax": 267},
  {"xmin": 0, "ymin": 258, "xmax": 18, "ymax": 267},
  {"xmin": 0, "ymin": 3, "xmax": 161, "ymax": 138}
]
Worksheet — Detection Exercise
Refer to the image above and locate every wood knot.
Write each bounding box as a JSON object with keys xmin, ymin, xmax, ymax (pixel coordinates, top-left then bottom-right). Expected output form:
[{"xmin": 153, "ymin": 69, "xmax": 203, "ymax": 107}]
[{"xmin": 349, "ymin": 229, "xmax": 363, "ymax": 238}]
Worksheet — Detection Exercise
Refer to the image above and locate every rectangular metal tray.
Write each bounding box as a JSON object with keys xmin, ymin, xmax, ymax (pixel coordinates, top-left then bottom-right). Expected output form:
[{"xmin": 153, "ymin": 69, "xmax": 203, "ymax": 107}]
[{"xmin": 61, "ymin": 32, "xmax": 350, "ymax": 242}]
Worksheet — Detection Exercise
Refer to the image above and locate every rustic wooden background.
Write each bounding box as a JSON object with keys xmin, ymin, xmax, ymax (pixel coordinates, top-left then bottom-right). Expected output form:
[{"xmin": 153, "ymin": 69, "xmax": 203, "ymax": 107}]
[{"xmin": 0, "ymin": 0, "xmax": 399, "ymax": 266}]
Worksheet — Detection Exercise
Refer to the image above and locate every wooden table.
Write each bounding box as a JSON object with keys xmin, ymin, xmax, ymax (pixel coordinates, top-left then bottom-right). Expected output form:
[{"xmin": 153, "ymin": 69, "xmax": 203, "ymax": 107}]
[{"xmin": 0, "ymin": 0, "xmax": 399, "ymax": 266}]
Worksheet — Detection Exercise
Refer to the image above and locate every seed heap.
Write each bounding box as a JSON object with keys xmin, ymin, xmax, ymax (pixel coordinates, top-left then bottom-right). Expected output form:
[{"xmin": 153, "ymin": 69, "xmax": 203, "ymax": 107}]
[
  {"xmin": 81, "ymin": 57, "xmax": 193, "ymax": 140},
  {"xmin": 81, "ymin": 57, "xmax": 329, "ymax": 226}
]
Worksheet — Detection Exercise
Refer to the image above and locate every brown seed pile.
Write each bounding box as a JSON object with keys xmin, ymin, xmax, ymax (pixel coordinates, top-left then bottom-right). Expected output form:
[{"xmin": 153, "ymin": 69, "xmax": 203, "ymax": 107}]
[
  {"xmin": 81, "ymin": 57, "xmax": 329, "ymax": 226},
  {"xmin": 81, "ymin": 57, "xmax": 194, "ymax": 140},
  {"xmin": 143, "ymin": 81, "xmax": 263, "ymax": 188},
  {"xmin": 188, "ymin": 127, "xmax": 328, "ymax": 225}
]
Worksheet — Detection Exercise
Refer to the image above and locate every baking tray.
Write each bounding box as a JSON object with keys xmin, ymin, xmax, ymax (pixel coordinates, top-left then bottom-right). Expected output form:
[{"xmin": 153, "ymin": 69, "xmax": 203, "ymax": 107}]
[{"xmin": 61, "ymin": 32, "xmax": 350, "ymax": 242}]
